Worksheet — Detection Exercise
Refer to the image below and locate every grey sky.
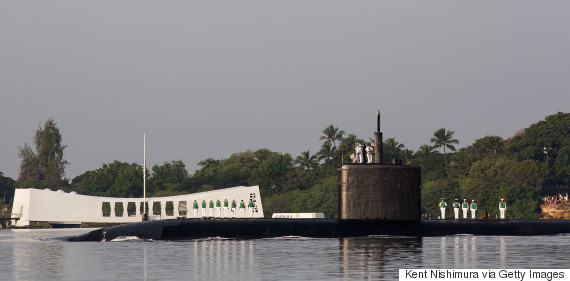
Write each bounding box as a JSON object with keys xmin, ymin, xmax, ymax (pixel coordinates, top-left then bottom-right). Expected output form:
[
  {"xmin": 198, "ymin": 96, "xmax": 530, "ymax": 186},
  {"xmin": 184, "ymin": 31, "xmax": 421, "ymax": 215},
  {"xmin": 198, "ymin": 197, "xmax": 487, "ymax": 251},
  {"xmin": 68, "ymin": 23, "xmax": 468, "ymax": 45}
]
[{"xmin": 1, "ymin": 1, "xmax": 569, "ymax": 180}]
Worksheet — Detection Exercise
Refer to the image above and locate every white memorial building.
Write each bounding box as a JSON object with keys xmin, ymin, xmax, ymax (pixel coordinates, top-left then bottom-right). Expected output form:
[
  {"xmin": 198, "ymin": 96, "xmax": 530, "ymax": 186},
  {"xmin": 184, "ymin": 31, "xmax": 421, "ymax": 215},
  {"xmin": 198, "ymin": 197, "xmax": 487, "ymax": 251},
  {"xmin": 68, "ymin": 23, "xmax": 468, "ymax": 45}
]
[{"xmin": 11, "ymin": 185, "xmax": 264, "ymax": 227}]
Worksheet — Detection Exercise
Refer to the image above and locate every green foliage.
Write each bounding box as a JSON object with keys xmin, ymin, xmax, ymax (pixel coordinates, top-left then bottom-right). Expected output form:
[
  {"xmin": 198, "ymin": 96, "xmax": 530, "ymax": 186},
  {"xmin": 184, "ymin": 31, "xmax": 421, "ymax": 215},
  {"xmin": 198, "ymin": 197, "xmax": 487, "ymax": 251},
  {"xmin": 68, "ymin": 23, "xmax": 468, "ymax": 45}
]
[
  {"xmin": 148, "ymin": 160, "xmax": 188, "ymax": 196},
  {"xmin": 250, "ymin": 152, "xmax": 292, "ymax": 189},
  {"xmin": 114, "ymin": 202, "xmax": 124, "ymax": 216},
  {"xmin": 421, "ymin": 179, "xmax": 460, "ymax": 217},
  {"xmin": 430, "ymin": 128, "xmax": 460, "ymax": 174},
  {"xmin": 71, "ymin": 161, "xmax": 143, "ymax": 197},
  {"xmin": 152, "ymin": 202, "xmax": 161, "ymax": 216},
  {"xmin": 165, "ymin": 201, "xmax": 174, "ymax": 216},
  {"xmin": 553, "ymin": 146, "xmax": 570, "ymax": 184},
  {"xmin": 101, "ymin": 202, "xmax": 111, "ymax": 215},
  {"xmin": 294, "ymin": 151, "xmax": 318, "ymax": 170},
  {"xmin": 508, "ymin": 112, "xmax": 569, "ymax": 184},
  {"xmin": 17, "ymin": 118, "xmax": 69, "ymax": 188},
  {"xmin": 463, "ymin": 135, "xmax": 505, "ymax": 160},
  {"xmin": 319, "ymin": 125, "xmax": 345, "ymax": 148},
  {"xmin": 140, "ymin": 202, "xmax": 149, "ymax": 214},
  {"xmin": 0, "ymin": 173, "xmax": 15, "ymax": 205},
  {"xmin": 16, "ymin": 179, "xmax": 52, "ymax": 190},
  {"xmin": 497, "ymin": 185, "xmax": 542, "ymax": 219},
  {"xmin": 383, "ymin": 138, "xmax": 405, "ymax": 163},
  {"xmin": 264, "ymin": 175, "xmax": 338, "ymax": 218},
  {"xmin": 317, "ymin": 141, "xmax": 336, "ymax": 165},
  {"xmin": 415, "ymin": 153, "xmax": 446, "ymax": 182},
  {"xmin": 446, "ymin": 151, "xmax": 473, "ymax": 179}
]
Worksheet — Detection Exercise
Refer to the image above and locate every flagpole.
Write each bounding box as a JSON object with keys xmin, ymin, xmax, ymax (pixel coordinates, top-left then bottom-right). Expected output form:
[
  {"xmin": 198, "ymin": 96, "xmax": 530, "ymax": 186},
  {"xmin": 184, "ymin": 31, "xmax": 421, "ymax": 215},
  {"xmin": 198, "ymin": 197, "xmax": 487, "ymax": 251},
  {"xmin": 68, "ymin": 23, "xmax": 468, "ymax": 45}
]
[{"xmin": 143, "ymin": 132, "xmax": 147, "ymax": 221}]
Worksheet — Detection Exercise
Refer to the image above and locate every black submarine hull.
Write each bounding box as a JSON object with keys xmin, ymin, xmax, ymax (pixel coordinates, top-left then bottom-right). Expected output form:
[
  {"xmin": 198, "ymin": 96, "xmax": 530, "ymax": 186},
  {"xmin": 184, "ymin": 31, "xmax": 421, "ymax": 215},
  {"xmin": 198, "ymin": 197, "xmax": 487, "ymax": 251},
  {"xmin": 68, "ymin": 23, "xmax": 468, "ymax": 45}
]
[{"xmin": 67, "ymin": 218, "xmax": 570, "ymax": 242}]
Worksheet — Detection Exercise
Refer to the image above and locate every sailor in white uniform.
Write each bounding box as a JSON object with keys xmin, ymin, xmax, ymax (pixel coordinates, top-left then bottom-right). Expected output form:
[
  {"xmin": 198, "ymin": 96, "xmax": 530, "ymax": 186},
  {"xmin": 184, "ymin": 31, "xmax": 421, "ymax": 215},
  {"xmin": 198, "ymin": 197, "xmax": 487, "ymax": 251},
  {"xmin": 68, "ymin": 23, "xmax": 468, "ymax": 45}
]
[
  {"xmin": 223, "ymin": 199, "xmax": 229, "ymax": 218},
  {"xmin": 470, "ymin": 200, "xmax": 477, "ymax": 219},
  {"xmin": 453, "ymin": 199, "xmax": 460, "ymax": 219},
  {"xmin": 201, "ymin": 200, "xmax": 207, "ymax": 217},
  {"xmin": 248, "ymin": 199, "xmax": 254, "ymax": 218},
  {"xmin": 354, "ymin": 144, "xmax": 362, "ymax": 163},
  {"xmin": 461, "ymin": 199, "xmax": 469, "ymax": 219},
  {"xmin": 499, "ymin": 199, "xmax": 507, "ymax": 219},
  {"xmin": 193, "ymin": 200, "xmax": 199, "ymax": 218},
  {"xmin": 239, "ymin": 200, "xmax": 246, "ymax": 218},
  {"xmin": 439, "ymin": 198, "xmax": 447, "ymax": 219},
  {"xmin": 365, "ymin": 144, "xmax": 374, "ymax": 163}
]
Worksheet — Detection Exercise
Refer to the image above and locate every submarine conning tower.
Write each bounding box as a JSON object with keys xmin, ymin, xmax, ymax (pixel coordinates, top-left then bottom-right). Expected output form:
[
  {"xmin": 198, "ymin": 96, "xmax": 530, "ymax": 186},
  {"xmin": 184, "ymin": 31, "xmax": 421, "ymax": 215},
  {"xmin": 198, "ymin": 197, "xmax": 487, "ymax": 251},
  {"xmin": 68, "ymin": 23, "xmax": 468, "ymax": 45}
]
[{"xmin": 338, "ymin": 111, "xmax": 421, "ymax": 221}]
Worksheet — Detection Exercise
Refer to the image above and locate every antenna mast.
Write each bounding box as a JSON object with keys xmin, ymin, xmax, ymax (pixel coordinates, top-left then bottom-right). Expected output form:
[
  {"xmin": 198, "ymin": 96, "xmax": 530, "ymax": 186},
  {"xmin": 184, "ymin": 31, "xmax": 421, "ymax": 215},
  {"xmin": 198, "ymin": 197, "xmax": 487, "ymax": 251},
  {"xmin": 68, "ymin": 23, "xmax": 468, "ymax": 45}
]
[
  {"xmin": 374, "ymin": 110, "xmax": 383, "ymax": 164},
  {"xmin": 143, "ymin": 133, "xmax": 147, "ymax": 221}
]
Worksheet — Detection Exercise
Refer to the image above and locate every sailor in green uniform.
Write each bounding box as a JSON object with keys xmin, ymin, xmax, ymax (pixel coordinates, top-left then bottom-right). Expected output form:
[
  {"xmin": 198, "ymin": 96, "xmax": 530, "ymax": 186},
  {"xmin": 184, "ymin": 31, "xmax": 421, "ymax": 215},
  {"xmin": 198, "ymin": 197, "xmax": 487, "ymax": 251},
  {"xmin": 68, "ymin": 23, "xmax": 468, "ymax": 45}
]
[
  {"xmin": 209, "ymin": 200, "xmax": 214, "ymax": 217},
  {"xmin": 499, "ymin": 199, "xmax": 506, "ymax": 219},
  {"xmin": 201, "ymin": 200, "xmax": 207, "ymax": 217},
  {"xmin": 193, "ymin": 200, "xmax": 199, "ymax": 218},
  {"xmin": 215, "ymin": 199, "xmax": 221, "ymax": 218},
  {"xmin": 453, "ymin": 199, "xmax": 460, "ymax": 219},
  {"xmin": 461, "ymin": 199, "xmax": 469, "ymax": 219},
  {"xmin": 223, "ymin": 199, "xmax": 229, "ymax": 218},
  {"xmin": 248, "ymin": 199, "xmax": 255, "ymax": 218},
  {"xmin": 239, "ymin": 199, "xmax": 246, "ymax": 218},
  {"xmin": 470, "ymin": 200, "xmax": 477, "ymax": 219},
  {"xmin": 231, "ymin": 199, "xmax": 237, "ymax": 218},
  {"xmin": 439, "ymin": 198, "xmax": 447, "ymax": 219}
]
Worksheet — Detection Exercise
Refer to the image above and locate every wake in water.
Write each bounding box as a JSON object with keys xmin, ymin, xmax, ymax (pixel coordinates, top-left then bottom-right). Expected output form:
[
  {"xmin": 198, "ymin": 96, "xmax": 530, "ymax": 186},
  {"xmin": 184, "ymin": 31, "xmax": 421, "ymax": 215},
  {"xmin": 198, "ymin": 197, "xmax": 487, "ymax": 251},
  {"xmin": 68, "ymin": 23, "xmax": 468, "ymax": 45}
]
[{"xmin": 108, "ymin": 236, "xmax": 153, "ymax": 242}]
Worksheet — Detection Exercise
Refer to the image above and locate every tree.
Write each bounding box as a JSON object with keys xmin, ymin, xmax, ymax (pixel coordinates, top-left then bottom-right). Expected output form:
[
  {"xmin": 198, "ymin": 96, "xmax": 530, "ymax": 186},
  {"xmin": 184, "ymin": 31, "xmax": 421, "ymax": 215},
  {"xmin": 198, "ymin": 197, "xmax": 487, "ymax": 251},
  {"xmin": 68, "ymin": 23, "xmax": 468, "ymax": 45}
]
[
  {"xmin": 250, "ymin": 152, "xmax": 293, "ymax": 192},
  {"xmin": 430, "ymin": 128, "xmax": 459, "ymax": 175},
  {"xmin": 149, "ymin": 160, "xmax": 189, "ymax": 194},
  {"xmin": 416, "ymin": 144, "xmax": 438, "ymax": 157},
  {"xmin": 295, "ymin": 151, "xmax": 318, "ymax": 170},
  {"xmin": 197, "ymin": 158, "xmax": 221, "ymax": 170},
  {"xmin": 17, "ymin": 118, "xmax": 68, "ymax": 188},
  {"xmin": 401, "ymin": 149, "xmax": 414, "ymax": 165},
  {"xmin": 553, "ymin": 146, "xmax": 570, "ymax": 188},
  {"xmin": 317, "ymin": 141, "xmax": 335, "ymax": 165},
  {"xmin": 71, "ymin": 161, "xmax": 143, "ymax": 197},
  {"xmin": 507, "ymin": 112, "xmax": 569, "ymax": 192},
  {"xmin": 483, "ymin": 136, "xmax": 505, "ymax": 156},
  {"xmin": 319, "ymin": 125, "xmax": 345, "ymax": 149},
  {"xmin": 463, "ymin": 135, "xmax": 505, "ymax": 160},
  {"xmin": 0, "ymin": 172, "xmax": 15, "ymax": 205},
  {"xmin": 338, "ymin": 133, "xmax": 364, "ymax": 163},
  {"xmin": 17, "ymin": 143, "xmax": 41, "ymax": 184},
  {"xmin": 383, "ymin": 138, "xmax": 405, "ymax": 163}
]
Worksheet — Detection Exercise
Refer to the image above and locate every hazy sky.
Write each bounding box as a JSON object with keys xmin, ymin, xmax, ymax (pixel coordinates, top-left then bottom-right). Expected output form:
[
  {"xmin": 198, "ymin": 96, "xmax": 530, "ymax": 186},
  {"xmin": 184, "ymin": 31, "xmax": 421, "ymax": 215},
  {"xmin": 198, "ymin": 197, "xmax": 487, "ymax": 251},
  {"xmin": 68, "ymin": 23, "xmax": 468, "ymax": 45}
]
[{"xmin": 1, "ymin": 1, "xmax": 569, "ymax": 180}]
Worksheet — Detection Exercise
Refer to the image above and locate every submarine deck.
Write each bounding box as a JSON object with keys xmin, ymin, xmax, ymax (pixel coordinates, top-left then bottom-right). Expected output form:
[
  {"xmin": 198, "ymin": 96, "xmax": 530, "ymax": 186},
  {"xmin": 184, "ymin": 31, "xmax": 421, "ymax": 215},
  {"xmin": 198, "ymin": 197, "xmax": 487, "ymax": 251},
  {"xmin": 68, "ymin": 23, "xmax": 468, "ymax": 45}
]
[{"xmin": 67, "ymin": 218, "xmax": 570, "ymax": 242}]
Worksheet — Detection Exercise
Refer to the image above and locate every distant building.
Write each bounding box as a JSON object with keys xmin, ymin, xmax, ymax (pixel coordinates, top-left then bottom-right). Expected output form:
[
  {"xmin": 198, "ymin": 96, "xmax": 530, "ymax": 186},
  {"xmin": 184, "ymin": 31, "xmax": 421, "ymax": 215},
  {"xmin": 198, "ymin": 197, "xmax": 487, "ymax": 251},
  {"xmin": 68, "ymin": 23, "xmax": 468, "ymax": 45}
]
[
  {"xmin": 272, "ymin": 213, "xmax": 325, "ymax": 219},
  {"xmin": 11, "ymin": 185, "xmax": 263, "ymax": 227}
]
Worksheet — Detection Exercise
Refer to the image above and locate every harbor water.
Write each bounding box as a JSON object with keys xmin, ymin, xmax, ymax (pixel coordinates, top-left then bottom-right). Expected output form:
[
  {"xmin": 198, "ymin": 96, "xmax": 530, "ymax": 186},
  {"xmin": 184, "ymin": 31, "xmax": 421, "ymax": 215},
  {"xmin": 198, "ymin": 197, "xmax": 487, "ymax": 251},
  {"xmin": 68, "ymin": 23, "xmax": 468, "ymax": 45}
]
[{"xmin": 0, "ymin": 229, "xmax": 568, "ymax": 280}]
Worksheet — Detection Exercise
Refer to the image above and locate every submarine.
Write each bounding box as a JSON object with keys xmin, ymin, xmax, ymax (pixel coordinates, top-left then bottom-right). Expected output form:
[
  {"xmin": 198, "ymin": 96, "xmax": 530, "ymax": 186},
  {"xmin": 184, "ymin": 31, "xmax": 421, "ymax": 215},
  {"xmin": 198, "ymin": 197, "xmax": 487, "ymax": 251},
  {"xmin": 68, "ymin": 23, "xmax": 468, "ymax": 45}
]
[{"xmin": 68, "ymin": 112, "xmax": 570, "ymax": 242}]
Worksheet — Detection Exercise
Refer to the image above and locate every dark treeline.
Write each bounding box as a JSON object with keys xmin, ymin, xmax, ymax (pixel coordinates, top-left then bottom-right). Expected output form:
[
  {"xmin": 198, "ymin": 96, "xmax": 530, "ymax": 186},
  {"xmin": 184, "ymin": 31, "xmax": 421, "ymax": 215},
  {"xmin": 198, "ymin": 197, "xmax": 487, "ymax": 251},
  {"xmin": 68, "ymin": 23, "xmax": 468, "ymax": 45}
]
[{"xmin": 2, "ymin": 112, "xmax": 568, "ymax": 219}]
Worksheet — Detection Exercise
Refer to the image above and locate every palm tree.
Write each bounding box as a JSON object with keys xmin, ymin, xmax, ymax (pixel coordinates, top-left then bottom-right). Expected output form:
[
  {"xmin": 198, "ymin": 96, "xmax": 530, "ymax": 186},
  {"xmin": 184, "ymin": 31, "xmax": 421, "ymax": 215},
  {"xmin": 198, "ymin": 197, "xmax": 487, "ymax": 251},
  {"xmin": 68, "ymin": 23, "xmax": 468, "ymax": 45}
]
[
  {"xmin": 317, "ymin": 141, "xmax": 335, "ymax": 165},
  {"xmin": 338, "ymin": 133, "xmax": 363, "ymax": 163},
  {"xmin": 295, "ymin": 151, "xmax": 318, "ymax": 170},
  {"xmin": 483, "ymin": 135, "xmax": 504, "ymax": 156},
  {"xmin": 401, "ymin": 149, "xmax": 415, "ymax": 165},
  {"xmin": 430, "ymin": 128, "xmax": 459, "ymax": 174},
  {"xmin": 383, "ymin": 138, "xmax": 405, "ymax": 163},
  {"xmin": 320, "ymin": 125, "xmax": 345, "ymax": 149},
  {"xmin": 417, "ymin": 144, "xmax": 437, "ymax": 157}
]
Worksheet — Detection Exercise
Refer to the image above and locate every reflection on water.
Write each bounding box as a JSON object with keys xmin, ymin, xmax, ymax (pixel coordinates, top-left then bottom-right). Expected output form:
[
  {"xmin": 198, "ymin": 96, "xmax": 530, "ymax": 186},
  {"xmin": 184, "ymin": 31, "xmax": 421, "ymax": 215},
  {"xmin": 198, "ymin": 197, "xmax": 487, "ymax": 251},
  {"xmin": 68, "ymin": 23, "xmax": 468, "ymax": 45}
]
[
  {"xmin": 0, "ymin": 229, "xmax": 568, "ymax": 280},
  {"xmin": 500, "ymin": 236, "xmax": 506, "ymax": 268},
  {"xmin": 341, "ymin": 236, "xmax": 422, "ymax": 280},
  {"xmin": 191, "ymin": 239, "xmax": 256, "ymax": 280}
]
